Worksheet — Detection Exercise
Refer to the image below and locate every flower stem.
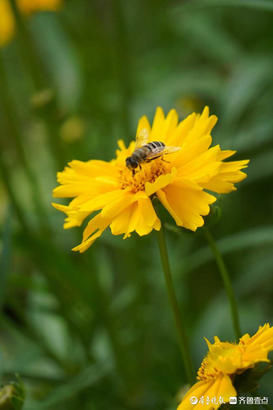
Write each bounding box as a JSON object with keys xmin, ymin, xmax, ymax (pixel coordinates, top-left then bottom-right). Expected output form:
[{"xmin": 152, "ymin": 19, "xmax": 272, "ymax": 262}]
[
  {"xmin": 204, "ymin": 228, "xmax": 242, "ymax": 340},
  {"xmin": 8, "ymin": 0, "xmax": 66, "ymax": 171},
  {"xmin": 0, "ymin": 53, "xmax": 51, "ymax": 235},
  {"xmin": 111, "ymin": 0, "xmax": 132, "ymax": 140},
  {"xmin": 9, "ymin": 0, "xmax": 46, "ymax": 90},
  {"xmin": 0, "ymin": 153, "xmax": 30, "ymax": 235},
  {"xmin": 156, "ymin": 228, "xmax": 195, "ymax": 385}
]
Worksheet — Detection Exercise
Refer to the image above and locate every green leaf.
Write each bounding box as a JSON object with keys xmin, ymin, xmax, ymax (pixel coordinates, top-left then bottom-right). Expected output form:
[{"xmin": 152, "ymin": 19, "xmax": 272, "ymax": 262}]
[
  {"xmin": 185, "ymin": 226, "xmax": 273, "ymax": 273},
  {"xmin": 26, "ymin": 363, "xmax": 110, "ymax": 409},
  {"xmin": 0, "ymin": 206, "xmax": 12, "ymax": 309},
  {"xmin": 220, "ymin": 57, "xmax": 273, "ymax": 128},
  {"xmin": 30, "ymin": 14, "xmax": 82, "ymax": 111},
  {"xmin": 234, "ymin": 362, "xmax": 273, "ymax": 393},
  {"xmin": 244, "ymin": 150, "xmax": 273, "ymax": 183},
  {"xmin": 228, "ymin": 118, "xmax": 273, "ymax": 152},
  {"xmin": 174, "ymin": 13, "xmax": 240, "ymax": 63},
  {"xmin": 179, "ymin": 0, "xmax": 273, "ymax": 11}
]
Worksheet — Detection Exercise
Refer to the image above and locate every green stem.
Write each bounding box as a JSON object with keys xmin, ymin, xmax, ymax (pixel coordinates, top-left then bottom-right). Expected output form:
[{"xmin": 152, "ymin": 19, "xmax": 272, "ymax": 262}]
[
  {"xmin": 156, "ymin": 228, "xmax": 195, "ymax": 384},
  {"xmin": 0, "ymin": 53, "xmax": 50, "ymax": 233},
  {"xmin": 0, "ymin": 154, "xmax": 30, "ymax": 234},
  {"xmin": 9, "ymin": 0, "xmax": 46, "ymax": 90},
  {"xmin": 112, "ymin": 0, "xmax": 131, "ymax": 139},
  {"xmin": 8, "ymin": 0, "xmax": 66, "ymax": 170},
  {"xmin": 2, "ymin": 371, "xmax": 63, "ymax": 384},
  {"xmin": 87, "ymin": 254, "xmax": 129, "ymax": 389},
  {"xmin": 0, "ymin": 206, "xmax": 12, "ymax": 309},
  {"xmin": 204, "ymin": 228, "xmax": 241, "ymax": 340},
  {"xmin": 0, "ymin": 154, "xmax": 90, "ymax": 363}
]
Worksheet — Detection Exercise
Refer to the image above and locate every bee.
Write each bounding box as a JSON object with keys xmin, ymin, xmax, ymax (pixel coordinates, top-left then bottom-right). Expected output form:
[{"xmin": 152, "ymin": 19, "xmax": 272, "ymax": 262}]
[{"xmin": 126, "ymin": 128, "xmax": 181, "ymax": 175}]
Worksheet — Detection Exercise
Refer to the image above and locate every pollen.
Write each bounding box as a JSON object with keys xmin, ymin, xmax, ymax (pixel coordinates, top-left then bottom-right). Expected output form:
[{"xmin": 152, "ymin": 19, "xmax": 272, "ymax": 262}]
[
  {"xmin": 197, "ymin": 357, "xmax": 221, "ymax": 381},
  {"xmin": 119, "ymin": 159, "xmax": 169, "ymax": 193},
  {"xmin": 197, "ymin": 341, "xmax": 242, "ymax": 381}
]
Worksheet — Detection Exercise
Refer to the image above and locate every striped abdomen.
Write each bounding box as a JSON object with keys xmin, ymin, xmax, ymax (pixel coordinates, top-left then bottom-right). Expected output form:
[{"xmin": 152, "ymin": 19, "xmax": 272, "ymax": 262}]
[{"xmin": 132, "ymin": 141, "xmax": 165, "ymax": 163}]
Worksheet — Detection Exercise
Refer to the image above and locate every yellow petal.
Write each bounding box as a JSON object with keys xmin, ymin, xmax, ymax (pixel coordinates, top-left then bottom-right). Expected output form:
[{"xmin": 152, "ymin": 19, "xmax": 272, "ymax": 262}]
[
  {"xmin": 145, "ymin": 167, "xmax": 177, "ymax": 196},
  {"xmin": 241, "ymin": 323, "xmax": 273, "ymax": 366},
  {"xmin": 167, "ymin": 112, "xmax": 197, "ymax": 147},
  {"xmin": 52, "ymin": 197, "xmax": 90, "ymax": 228},
  {"xmin": 177, "ymin": 375, "xmax": 236, "ymax": 410},
  {"xmin": 82, "ymin": 192, "xmax": 132, "ymax": 241},
  {"xmin": 157, "ymin": 188, "xmax": 183, "ymax": 225},
  {"xmin": 72, "ymin": 229, "xmax": 104, "ymax": 253},
  {"xmin": 157, "ymin": 180, "xmax": 216, "ymax": 231},
  {"xmin": 83, "ymin": 212, "xmax": 110, "ymax": 239},
  {"xmin": 176, "ymin": 143, "xmax": 221, "ymax": 184},
  {"xmin": 110, "ymin": 204, "xmax": 135, "ymax": 236},
  {"xmin": 117, "ymin": 139, "xmax": 126, "ymax": 151},
  {"xmin": 72, "ymin": 212, "xmax": 110, "ymax": 253},
  {"xmin": 150, "ymin": 107, "xmax": 165, "ymax": 140},
  {"xmin": 79, "ymin": 189, "xmax": 124, "ymax": 212},
  {"xmin": 216, "ymin": 150, "xmax": 236, "ymax": 161},
  {"xmin": 136, "ymin": 115, "xmax": 151, "ymax": 139},
  {"xmin": 60, "ymin": 159, "xmax": 117, "ymax": 179},
  {"xmin": 160, "ymin": 108, "xmax": 179, "ymax": 143},
  {"xmin": 246, "ymin": 323, "xmax": 273, "ymax": 347},
  {"xmin": 72, "ymin": 191, "xmax": 160, "ymax": 250},
  {"xmin": 18, "ymin": 0, "xmax": 62, "ymax": 14},
  {"xmin": 115, "ymin": 140, "xmax": 135, "ymax": 164},
  {"xmin": 53, "ymin": 160, "xmax": 118, "ymax": 198},
  {"xmin": 203, "ymin": 159, "xmax": 249, "ymax": 194},
  {"xmin": 177, "ymin": 380, "xmax": 215, "ymax": 410},
  {"xmin": 123, "ymin": 196, "xmax": 161, "ymax": 238},
  {"xmin": 204, "ymin": 337, "xmax": 213, "ymax": 351},
  {"xmin": 51, "ymin": 202, "xmax": 68, "ymax": 213},
  {"xmin": 101, "ymin": 191, "xmax": 135, "ymax": 219},
  {"xmin": 216, "ymin": 374, "xmax": 237, "ymax": 403},
  {"xmin": 182, "ymin": 106, "xmax": 217, "ymax": 146},
  {"xmin": 0, "ymin": 0, "xmax": 15, "ymax": 47}
]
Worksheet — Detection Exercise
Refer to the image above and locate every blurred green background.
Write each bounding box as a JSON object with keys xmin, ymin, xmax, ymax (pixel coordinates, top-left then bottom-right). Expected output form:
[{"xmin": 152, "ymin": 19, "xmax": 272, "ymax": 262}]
[{"xmin": 0, "ymin": 0, "xmax": 273, "ymax": 409}]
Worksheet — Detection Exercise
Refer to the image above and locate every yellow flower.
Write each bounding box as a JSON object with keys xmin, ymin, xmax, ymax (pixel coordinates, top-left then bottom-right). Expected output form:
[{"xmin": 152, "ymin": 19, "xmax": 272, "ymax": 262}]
[
  {"xmin": 18, "ymin": 0, "xmax": 62, "ymax": 14},
  {"xmin": 0, "ymin": 0, "xmax": 15, "ymax": 46},
  {"xmin": 52, "ymin": 106, "xmax": 249, "ymax": 253},
  {"xmin": 177, "ymin": 323, "xmax": 273, "ymax": 410},
  {"xmin": 0, "ymin": 0, "xmax": 62, "ymax": 46}
]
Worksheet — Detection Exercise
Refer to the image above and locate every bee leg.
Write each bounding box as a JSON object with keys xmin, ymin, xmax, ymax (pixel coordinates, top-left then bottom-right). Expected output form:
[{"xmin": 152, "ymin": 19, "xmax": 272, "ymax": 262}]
[
  {"xmin": 132, "ymin": 169, "xmax": 135, "ymax": 177},
  {"xmin": 146, "ymin": 156, "xmax": 161, "ymax": 163},
  {"xmin": 162, "ymin": 158, "xmax": 170, "ymax": 163},
  {"xmin": 139, "ymin": 164, "xmax": 142, "ymax": 170}
]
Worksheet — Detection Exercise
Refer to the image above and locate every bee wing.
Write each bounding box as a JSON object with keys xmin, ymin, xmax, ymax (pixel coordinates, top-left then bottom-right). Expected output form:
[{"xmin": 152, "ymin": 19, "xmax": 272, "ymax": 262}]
[
  {"xmin": 135, "ymin": 128, "xmax": 149, "ymax": 148},
  {"xmin": 162, "ymin": 146, "xmax": 181, "ymax": 155},
  {"xmin": 145, "ymin": 146, "xmax": 181, "ymax": 160}
]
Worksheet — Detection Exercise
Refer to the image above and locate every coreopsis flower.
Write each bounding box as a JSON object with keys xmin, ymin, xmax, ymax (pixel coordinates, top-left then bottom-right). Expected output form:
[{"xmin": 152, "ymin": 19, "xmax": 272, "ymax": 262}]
[
  {"xmin": 0, "ymin": 0, "xmax": 15, "ymax": 46},
  {"xmin": 52, "ymin": 106, "xmax": 249, "ymax": 253},
  {"xmin": 0, "ymin": 0, "xmax": 62, "ymax": 46},
  {"xmin": 177, "ymin": 323, "xmax": 273, "ymax": 410},
  {"xmin": 18, "ymin": 0, "xmax": 62, "ymax": 14}
]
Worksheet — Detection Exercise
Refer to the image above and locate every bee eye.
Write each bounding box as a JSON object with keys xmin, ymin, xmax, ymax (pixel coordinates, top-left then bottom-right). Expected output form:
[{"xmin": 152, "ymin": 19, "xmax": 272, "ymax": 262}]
[{"xmin": 126, "ymin": 157, "xmax": 138, "ymax": 169}]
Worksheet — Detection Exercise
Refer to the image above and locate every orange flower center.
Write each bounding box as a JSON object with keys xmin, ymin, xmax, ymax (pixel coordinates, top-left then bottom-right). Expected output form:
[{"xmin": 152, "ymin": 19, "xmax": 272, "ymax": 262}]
[
  {"xmin": 118, "ymin": 158, "xmax": 169, "ymax": 193},
  {"xmin": 197, "ymin": 357, "xmax": 222, "ymax": 381},
  {"xmin": 197, "ymin": 342, "xmax": 242, "ymax": 381}
]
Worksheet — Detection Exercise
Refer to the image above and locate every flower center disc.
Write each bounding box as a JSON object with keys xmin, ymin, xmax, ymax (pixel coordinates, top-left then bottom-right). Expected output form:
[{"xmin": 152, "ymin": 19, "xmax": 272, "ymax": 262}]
[
  {"xmin": 197, "ymin": 343, "xmax": 241, "ymax": 381},
  {"xmin": 119, "ymin": 158, "xmax": 169, "ymax": 193}
]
